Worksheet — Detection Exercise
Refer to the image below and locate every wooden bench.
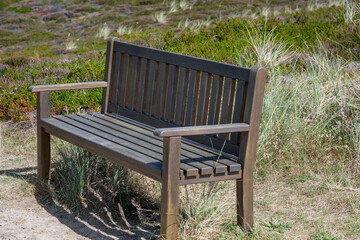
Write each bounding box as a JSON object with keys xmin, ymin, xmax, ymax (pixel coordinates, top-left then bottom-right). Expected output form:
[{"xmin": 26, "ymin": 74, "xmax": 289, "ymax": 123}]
[{"xmin": 29, "ymin": 37, "xmax": 267, "ymax": 239}]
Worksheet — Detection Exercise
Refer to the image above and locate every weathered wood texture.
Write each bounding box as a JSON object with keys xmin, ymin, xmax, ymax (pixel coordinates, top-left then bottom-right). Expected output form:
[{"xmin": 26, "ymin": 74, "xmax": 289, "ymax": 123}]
[
  {"xmin": 37, "ymin": 92, "xmax": 51, "ymax": 181},
  {"xmin": 160, "ymin": 137, "xmax": 181, "ymax": 239},
  {"xmin": 29, "ymin": 81, "xmax": 107, "ymax": 93},
  {"xmin": 30, "ymin": 39, "xmax": 267, "ymax": 238},
  {"xmin": 104, "ymin": 40, "xmax": 253, "ymax": 157},
  {"xmin": 40, "ymin": 113, "xmax": 242, "ymax": 184},
  {"xmin": 236, "ymin": 67, "xmax": 267, "ymax": 230}
]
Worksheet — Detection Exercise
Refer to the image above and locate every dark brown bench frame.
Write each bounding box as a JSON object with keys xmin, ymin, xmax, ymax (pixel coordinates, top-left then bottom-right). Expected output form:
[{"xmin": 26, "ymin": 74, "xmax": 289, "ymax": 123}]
[{"xmin": 29, "ymin": 37, "xmax": 267, "ymax": 239}]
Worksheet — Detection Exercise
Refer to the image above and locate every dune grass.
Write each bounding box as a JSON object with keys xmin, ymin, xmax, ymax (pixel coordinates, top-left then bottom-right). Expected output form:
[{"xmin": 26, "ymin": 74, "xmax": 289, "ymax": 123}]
[{"xmin": 1, "ymin": 0, "xmax": 359, "ymax": 239}]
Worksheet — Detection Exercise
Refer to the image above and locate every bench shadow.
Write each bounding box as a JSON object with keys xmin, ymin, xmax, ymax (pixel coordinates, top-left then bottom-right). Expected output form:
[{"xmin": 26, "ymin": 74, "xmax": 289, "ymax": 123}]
[{"xmin": 0, "ymin": 166, "xmax": 160, "ymax": 240}]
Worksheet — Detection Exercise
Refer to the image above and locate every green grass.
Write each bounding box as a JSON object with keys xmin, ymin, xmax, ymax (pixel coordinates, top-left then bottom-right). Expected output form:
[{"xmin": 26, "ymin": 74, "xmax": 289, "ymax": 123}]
[
  {"xmin": 52, "ymin": 145, "xmax": 129, "ymax": 211},
  {"xmin": 1, "ymin": 0, "xmax": 360, "ymax": 239}
]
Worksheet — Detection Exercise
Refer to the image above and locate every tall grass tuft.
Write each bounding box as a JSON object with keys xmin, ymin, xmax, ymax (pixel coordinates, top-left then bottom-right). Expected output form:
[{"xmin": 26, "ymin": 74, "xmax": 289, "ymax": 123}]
[
  {"xmin": 178, "ymin": 182, "xmax": 231, "ymax": 239},
  {"xmin": 117, "ymin": 24, "xmax": 134, "ymax": 36},
  {"xmin": 65, "ymin": 33, "xmax": 79, "ymax": 51},
  {"xmin": 237, "ymin": 27, "xmax": 296, "ymax": 69},
  {"xmin": 179, "ymin": 0, "xmax": 195, "ymax": 10},
  {"xmin": 236, "ymin": 27, "xmax": 360, "ymax": 186},
  {"xmin": 177, "ymin": 18, "xmax": 212, "ymax": 33},
  {"xmin": 96, "ymin": 23, "xmax": 111, "ymax": 40},
  {"xmin": 152, "ymin": 11, "xmax": 168, "ymax": 24},
  {"xmin": 52, "ymin": 145, "xmax": 129, "ymax": 211},
  {"xmin": 344, "ymin": 0, "xmax": 359, "ymax": 24}
]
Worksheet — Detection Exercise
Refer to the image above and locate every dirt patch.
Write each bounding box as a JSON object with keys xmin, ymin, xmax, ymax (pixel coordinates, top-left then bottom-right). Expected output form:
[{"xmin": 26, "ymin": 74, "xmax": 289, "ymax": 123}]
[{"xmin": 0, "ymin": 196, "xmax": 157, "ymax": 240}]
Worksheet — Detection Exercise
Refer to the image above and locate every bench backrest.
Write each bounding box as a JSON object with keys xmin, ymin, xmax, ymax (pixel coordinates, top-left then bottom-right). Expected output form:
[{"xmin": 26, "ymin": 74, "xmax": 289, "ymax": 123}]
[{"xmin": 101, "ymin": 38, "xmax": 265, "ymax": 157}]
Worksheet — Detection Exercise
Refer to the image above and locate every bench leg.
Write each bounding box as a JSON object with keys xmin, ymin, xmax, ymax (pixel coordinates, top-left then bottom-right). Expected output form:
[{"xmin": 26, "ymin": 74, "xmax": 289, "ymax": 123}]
[
  {"xmin": 236, "ymin": 177, "xmax": 253, "ymax": 231},
  {"xmin": 37, "ymin": 92, "xmax": 51, "ymax": 181},
  {"xmin": 160, "ymin": 137, "xmax": 181, "ymax": 240},
  {"xmin": 37, "ymin": 127, "xmax": 51, "ymax": 181}
]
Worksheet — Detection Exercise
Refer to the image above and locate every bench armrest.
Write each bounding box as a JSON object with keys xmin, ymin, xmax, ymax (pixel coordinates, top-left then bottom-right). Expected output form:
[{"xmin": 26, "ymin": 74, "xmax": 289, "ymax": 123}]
[
  {"xmin": 154, "ymin": 123, "xmax": 249, "ymax": 137},
  {"xmin": 28, "ymin": 81, "xmax": 108, "ymax": 93}
]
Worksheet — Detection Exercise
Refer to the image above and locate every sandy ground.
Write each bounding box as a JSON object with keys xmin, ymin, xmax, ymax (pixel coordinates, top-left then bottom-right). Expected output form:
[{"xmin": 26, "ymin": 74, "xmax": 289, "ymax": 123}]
[
  {"xmin": 0, "ymin": 195, "xmax": 157, "ymax": 240},
  {"xmin": 1, "ymin": 122, "xmax": 359, "ymax": 240}
]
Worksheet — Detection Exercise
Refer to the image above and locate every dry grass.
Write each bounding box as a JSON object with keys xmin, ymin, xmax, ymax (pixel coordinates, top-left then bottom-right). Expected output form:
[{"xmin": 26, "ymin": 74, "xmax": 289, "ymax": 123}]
[
  {"xmin": 1, "ymin": 120, "xmax": 359, "ymax": 238},
  {"xmin": 65, "ymin": 34, "xmax": 79, "ymax": 51},
  {"xmin": 0, "ymin": 121, "xmax": 37, "ymax": 200},
  {"xmin": 96, "ymin": 23, "xmax": 111, "ymax": 40},
  {"xmin": 152, "ymin": 12, "xmax": 168, "ymax": 24}
]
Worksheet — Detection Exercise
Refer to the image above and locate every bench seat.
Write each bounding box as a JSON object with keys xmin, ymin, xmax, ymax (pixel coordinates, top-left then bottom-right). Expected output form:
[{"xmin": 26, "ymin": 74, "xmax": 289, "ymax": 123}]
[
  {"xmin": 41, "ymin": 112, "xmax": 242, "ymax": 185},
  {"xmin": 31, "ymin": 39, "xmax": 268, "ymax": 238}
]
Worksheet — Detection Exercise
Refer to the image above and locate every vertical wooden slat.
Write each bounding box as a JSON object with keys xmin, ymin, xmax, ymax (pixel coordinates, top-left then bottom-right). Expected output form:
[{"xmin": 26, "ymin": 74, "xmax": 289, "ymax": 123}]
[
  {"xmin": 185, "ymin": 70, "xmax": 200, "ymax": 126},
  {"xmin": 208, "ymin": 75, "xmax": 220, "ymax": 125},
  {"xmin": 196, "ymin": 72, "xmax": 208, "ymax": 126},
  {"xmin": 160, "ymin": 136, "xmax": 181, "ymax": 240},
  {"xmin": 237, "ymin": 67, "xmax": 267, "ymax": 231},
  {"xmin": 219, "ymin": 77, "xmax": 235, "ymax": 140},
  {"xmin": 101, "ymin": 37, "xmax": 117, "ymax": 114},
  {"xmin": 135, "ymin": 58, "xmax": 147, "ymax": 113},
  {"xmin": 220, "ymin": 77, "xmax": 232, "ymax": 124},
  {"xmin": 109, "ymin": 52, "xmax": 122, "ymax": 105},
  {"xmin": 214, "ymin": 76, "xmax": 224, "ymax": 125},
  {"xmin": 127, "ymin": 55, "xmax": 139, "ymax": 110},
  {"xmin": 230, "ymin": 80, "xmax": 245, "ymax": 144},
  {"xmin": 118, "ymin": 53, "xmax": 130, "ymax": 107},
  {"xmin": 154, "ymin": 62, "xmax": 167, "ymax": 118},
  {"xmin": 164, "ymin": 65, "xmax": 179, "ymax": 122},
  {"xmin": 144, "ymin": 60, "xmax": 157, "ymax": 116},
  {"xmin": 160, "ymin": 64, "xmax": 170, "ymax": 119},
  {"xmin": 190, "ymin": 71, "xmax": 201, "ymax": 126},
  {"xmin": 37, "ymin": 92, "xmax": 51, "ymax": 181},
  {"xmin": 207, "ymin": 75, "xmax": 218, "ymax": 125},
  {"xmin": 174, "ymin": 67, "xmax": 189, "ymax": 125}
]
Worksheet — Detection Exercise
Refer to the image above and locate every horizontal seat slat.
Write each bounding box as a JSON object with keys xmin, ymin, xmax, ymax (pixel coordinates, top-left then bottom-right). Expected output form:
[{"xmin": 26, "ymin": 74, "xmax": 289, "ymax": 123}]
[
  {"xmin": 91, "ymin": 113, "xmax": 241, "ymax": 174},
  {"xmin": 78, "ymin": 114, "xmax": 214, "ymax": 175},
  {"xmin": 65, "ymin": 114, "xmax": 201, "ymax": 177},
  {"xmin": 43, "ymin": 112, "xmax": 242, "ymax": 182},
  {"xmin": 40, "ymin": 117, "xmax": 163, "ymax": 182}
]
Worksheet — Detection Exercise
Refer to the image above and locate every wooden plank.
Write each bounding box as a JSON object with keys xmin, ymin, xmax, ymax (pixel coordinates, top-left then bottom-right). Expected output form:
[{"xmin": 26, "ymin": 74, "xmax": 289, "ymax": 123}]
[
  {"xmin": 134, "ymin": 57, "xmax": 147, "ymax": 113},
  {"xmin": 66, "ymin": 114, "xmax": 205, "ymax": 177},
  {"xmin": 37, "ymin": 92, "xmax": 51, "ymax": 181},
  {"xmin": 127, "ymin": 55, "xmax": 139, "ymax": 110},
  {"xmin": 90, "ymin": 113, "xmax": 237, "ymax": 175},
  {"xmin": 29, "ymin": 81, "xmax": 107, "ymax": 93},
  {"xmin": 184, "ymin": 69, "xmax": 198, "ymax": 126},
  {"xmin": 144, "ymin": 60, "xmax": 157, "ymax": 116},
  {"xmin": 83, "ymin": 114, "xmax": 219, "ymax": 176},
  {"xmin": 208, "ymin": 75, "xmax": 220, "ymax": 125},
  {"xmin": 214, "ymin": 76, "xmax": 224, "ymax": 125},
  {"xmin": 160, "ymin": 64, "xmax": 170, "ymax": 119},
  {"xmin": 154, "ymin": 123, "xmax": 249, "ymax": 137},
  {"xmin": 56, "ymin": 115, "xmax": 165, "ymax": 161},
  {"xmin": 163, "ymin": 65, "xmax": 178, "ymax": 122},
  {"xmin": 219, "ymin": 77, "xmax": 235, "ymax": 140},
  {"xmin": 237, "ymin": 66, "xmax": 267, "ymax": 230},
  {"xmin": 62, "ymin": 115, "xmax": 194, "ymax": 178},
  {"xmin": 41, "ymin": 117, "xmax": 163, "ymax": 182},
  {"xmin": 174, "ymin": 67, "xmax": 189, "ymax": 125},
  {"xmin": 230, "ymin": 80, "xmax": 245, "ymax": 144},
  {"xmin": 180, "ymin": 171, "xmax": 241, "ymax": 185},
  {"xmin": 190, "ymin": 71, "xmax": 201, "ymax": 126},
  {"xmin": 154, "ymin": 62, "xmax": 167, "ymax": 118},
  {"xmin": 160, "ymin": 137, "xmax": 181, "ymax": 239},
  {"xmin": 101, "ymin": 37, "xmax": 117, "ymax": 113},
  {"xmin": 106, "ymin": 106, "xmax": 241, "ymax": 156},
  {"xmin": 118, "ymin": 53, "xmax": 130, "ymax": 107},
  {"xmin": 110, "ymin": 52, "xmax": 122, "ymax": 104},
  {"xmin": 113, "ymin": 41, "xmax": 250, "ymax": 81},
  {"xmin": 196, "ymin": 72, "xmax": 209, "ymax": 126}
]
